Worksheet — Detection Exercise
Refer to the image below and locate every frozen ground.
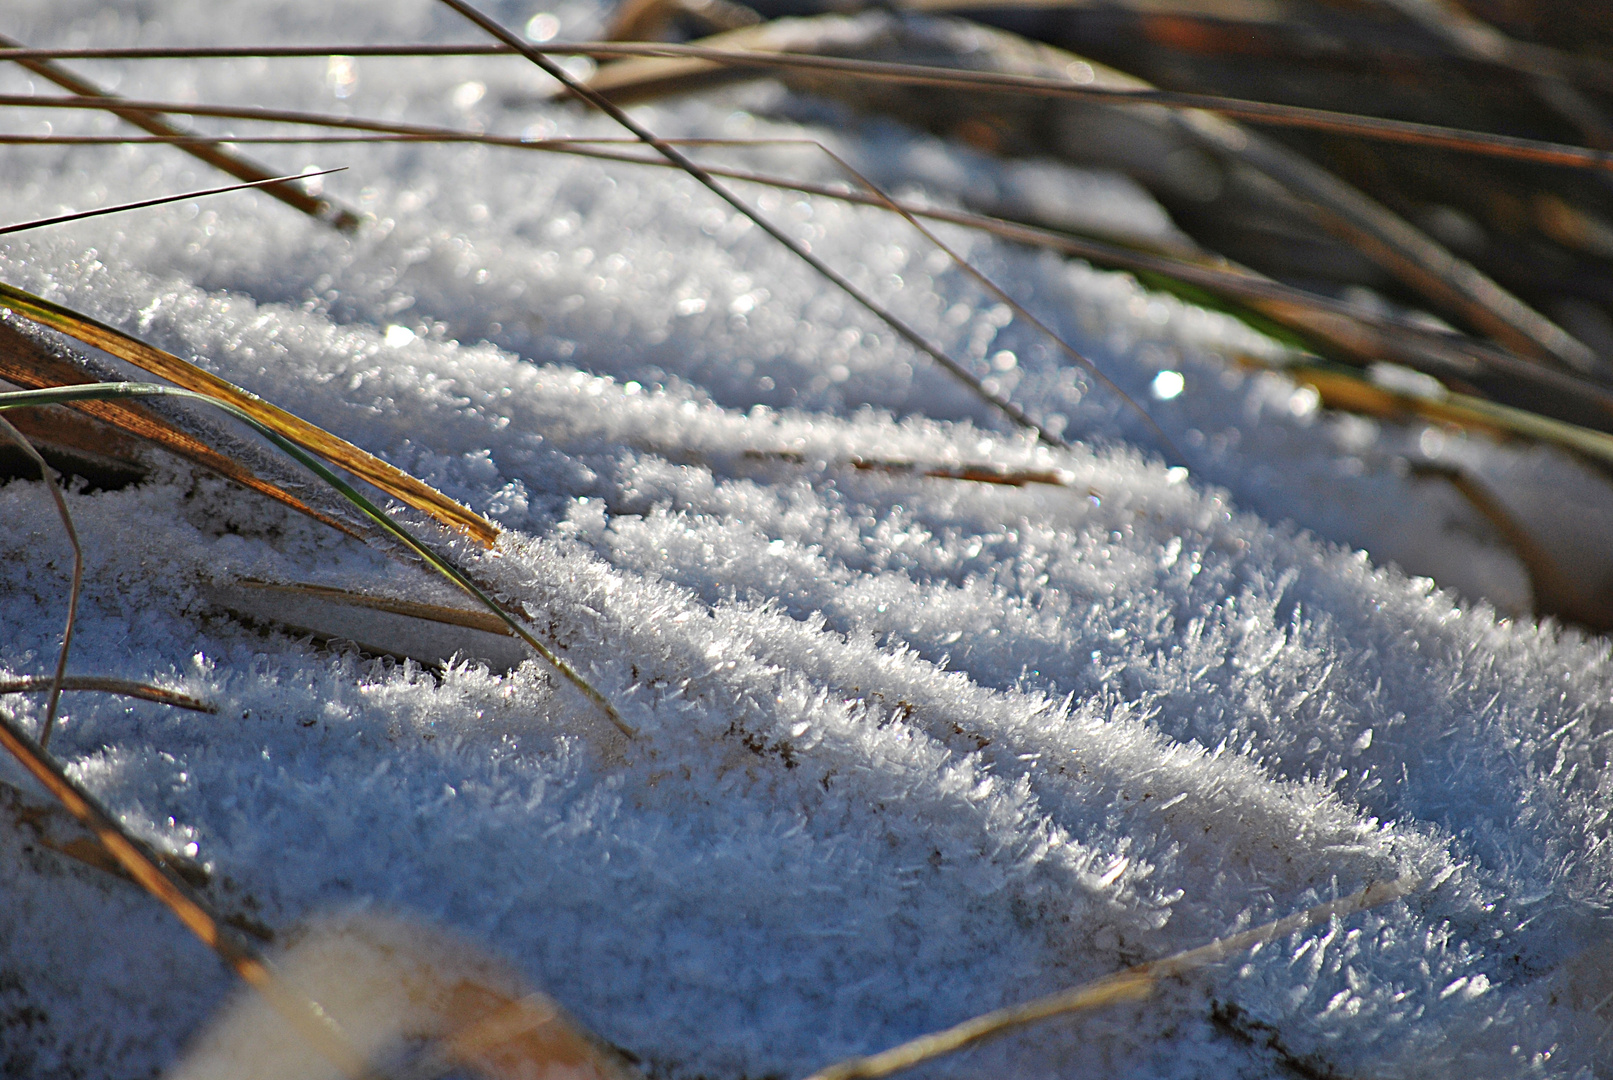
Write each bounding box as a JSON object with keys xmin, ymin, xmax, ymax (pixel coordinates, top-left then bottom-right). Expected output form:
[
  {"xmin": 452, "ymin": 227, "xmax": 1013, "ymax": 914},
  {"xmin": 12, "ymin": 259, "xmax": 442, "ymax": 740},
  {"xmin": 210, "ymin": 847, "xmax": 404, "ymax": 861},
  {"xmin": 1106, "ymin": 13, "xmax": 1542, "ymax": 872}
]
[{"xmin": 2, "ymin": 1, "xmax": 1613, "ymax": 1077}]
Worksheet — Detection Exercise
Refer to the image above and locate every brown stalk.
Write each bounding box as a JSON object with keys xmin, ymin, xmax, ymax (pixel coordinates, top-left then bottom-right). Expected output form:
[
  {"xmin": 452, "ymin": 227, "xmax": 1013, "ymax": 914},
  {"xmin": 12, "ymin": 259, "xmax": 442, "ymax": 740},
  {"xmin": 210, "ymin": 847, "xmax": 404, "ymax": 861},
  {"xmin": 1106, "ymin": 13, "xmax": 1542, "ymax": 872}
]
[
  {"xmin": 575, "ymin": 19, "xmax": 1596, "ymax": 371},
  {"xmin": 5, "ymin": 44, "xmax": 1613, "ymax": 175},
  {"xmin": 0, "ymin": 32, "xmax": 359, "ymax": 230},
  {"xmin": 5, "ymin": 118, "xmax": 1603, "ymax": 430}
]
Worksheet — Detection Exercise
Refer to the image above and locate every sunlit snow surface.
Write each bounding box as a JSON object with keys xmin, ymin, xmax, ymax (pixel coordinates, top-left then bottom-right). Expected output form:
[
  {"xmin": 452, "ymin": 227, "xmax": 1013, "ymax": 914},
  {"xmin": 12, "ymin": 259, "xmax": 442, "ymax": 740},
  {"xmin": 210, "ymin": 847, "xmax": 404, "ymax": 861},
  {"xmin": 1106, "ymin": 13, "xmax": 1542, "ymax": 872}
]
[{"xmin": 2, "ymin": 2, "xmax": 1613, "ymax": 1077}]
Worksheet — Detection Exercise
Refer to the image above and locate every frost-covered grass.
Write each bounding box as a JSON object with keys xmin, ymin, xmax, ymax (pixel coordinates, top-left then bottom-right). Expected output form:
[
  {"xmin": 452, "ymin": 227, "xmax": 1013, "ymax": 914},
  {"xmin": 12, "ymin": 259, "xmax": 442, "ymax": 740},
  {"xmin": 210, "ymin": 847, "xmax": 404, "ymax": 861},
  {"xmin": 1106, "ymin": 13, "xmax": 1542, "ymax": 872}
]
[{"xmin": 2, "ymin": 2, "xmax": 1613, "ymax": 1077}]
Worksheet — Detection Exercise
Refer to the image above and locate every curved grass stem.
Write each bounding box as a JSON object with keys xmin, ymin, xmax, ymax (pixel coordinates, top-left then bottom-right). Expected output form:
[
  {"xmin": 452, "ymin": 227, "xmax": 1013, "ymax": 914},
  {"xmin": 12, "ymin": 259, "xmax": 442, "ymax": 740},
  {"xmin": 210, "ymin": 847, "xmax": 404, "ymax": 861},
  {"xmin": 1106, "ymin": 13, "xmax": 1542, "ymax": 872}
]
[{"xmin": 0, "ymin": 415, "xmax": 80, "ymax": 750}]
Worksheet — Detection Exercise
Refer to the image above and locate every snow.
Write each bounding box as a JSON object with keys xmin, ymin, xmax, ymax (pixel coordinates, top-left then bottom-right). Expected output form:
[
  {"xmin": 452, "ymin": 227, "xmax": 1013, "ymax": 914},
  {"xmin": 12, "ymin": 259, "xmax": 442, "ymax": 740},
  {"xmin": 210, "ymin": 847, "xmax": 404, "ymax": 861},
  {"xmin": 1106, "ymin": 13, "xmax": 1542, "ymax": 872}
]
[{"xmin": 0, "ymin": 1, "xmax": 1611, "ymax": 1077}]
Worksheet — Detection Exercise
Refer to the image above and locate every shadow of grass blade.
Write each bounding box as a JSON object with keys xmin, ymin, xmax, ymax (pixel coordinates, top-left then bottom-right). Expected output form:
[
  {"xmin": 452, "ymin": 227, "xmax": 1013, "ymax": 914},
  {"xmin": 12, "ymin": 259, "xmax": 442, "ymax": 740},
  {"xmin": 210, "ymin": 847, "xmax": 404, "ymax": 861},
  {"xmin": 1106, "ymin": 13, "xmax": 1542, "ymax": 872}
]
[
  {"xmin": 0, "ymin": 381, "xmax": 629, "ymax": 737},
  {"xmin": 0, "ymin": 282, "xmax": 500, "ymax": 547}
]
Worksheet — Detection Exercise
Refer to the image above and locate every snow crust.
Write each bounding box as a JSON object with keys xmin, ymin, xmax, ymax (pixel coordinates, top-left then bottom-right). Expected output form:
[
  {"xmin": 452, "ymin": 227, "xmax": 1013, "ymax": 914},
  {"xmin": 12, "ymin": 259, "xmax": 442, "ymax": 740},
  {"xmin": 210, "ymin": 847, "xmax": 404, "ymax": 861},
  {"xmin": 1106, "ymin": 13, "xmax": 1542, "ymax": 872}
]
[{"xmin": 1, "ymin": 2, "xmax": 1612, "ymax": 1077}]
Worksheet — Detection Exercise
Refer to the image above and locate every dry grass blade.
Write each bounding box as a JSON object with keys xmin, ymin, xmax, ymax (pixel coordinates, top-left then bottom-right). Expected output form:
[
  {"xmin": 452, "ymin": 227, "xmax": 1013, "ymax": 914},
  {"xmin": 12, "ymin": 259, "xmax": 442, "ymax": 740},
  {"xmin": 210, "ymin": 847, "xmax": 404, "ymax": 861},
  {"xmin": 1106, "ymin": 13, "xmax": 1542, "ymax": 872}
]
[
  {"xmin": 434, "ymin": 0, "xmax": 1069, "ymax": 448},
  {"xmin": 0, "ymin": 166, "xmax": 346, "ymax": 237},
  {"xmin": 0, "ymin": 381, "xmax": 629, "ymax": 737},
  {"xmin": 0, "ymin": 674, "xmax": 216, "ymax": 712},
  {"xmin": 0, "ymin": 33, "xmax": 359, "ymax": 231},
  {"xmin": 801, "ymin": 877, "xmax": 1420, "ymax": 1080},
  {"xmin": 1277, "ymin": 360, "xmax": 1613, "ymax": 467},
  {"xmin": 0, "ymin": 704, "xmax": 377, "ymax": 1079},
  {"xmin": 0, "ymin": 282, "xmax": 500, "ymax": 547},
  {"xmin": 0, "ymin": 414, "xmax": 79, "ymax": 751}
]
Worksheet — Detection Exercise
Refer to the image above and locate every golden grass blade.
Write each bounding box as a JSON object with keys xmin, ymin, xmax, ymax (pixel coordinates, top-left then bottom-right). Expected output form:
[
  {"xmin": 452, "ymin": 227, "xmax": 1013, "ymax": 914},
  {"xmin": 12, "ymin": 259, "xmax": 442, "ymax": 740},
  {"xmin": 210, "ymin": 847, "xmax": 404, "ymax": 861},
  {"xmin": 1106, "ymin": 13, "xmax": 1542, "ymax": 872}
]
[
  {"xmin": 0, "ymin": 675, "xmax": 216, "ymax": 712},
  {"xmin": 435, "ymin": 0, "xmax": 1069, "ymax": 448},
  {"xmin": 2, "ymin": 774, "xmax": 217, "ymax": 892},
  {"xmin": 0, "ymin": 31, "xmax": 360, "ymax": 230},
  {"xmin": 0, "ymin": 166, "xmax": 346, "ymax": 237},
  {"xmin": 0, "ymin": 382, "xmax": 628, "ymax": 736},
  {"xmin": 801, "ymin": 877, "xmax": 1419, "ymax": 1080},
  {"xmin": 0, "ymin": 414, "xmax": 79, "ymax": 751},
  {"xmin": 0, "ymin": 282, "xmax": 500, "ymax": 547},
  {"xmin": 1280, "ymin": 360, "xmax": 1613, "ymax": 467},
  {"xmin": 0, "ymin": 705, "xmax": 378, "ymax": 1080}
]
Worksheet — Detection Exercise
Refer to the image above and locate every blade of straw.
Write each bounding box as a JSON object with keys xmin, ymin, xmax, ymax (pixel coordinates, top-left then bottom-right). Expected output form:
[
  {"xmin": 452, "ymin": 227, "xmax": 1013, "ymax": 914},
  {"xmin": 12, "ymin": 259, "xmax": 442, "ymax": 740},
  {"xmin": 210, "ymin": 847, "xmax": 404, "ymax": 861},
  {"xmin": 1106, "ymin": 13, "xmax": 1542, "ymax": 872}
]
[
  {"xmin": 0, "ymin": 674, "xmax": 215, "ymax": 712},
  {"xmin": 0, "ymin": 704, "xmax": 376, "ymax": 1079},
  {"xmin": 808, "ymin": 142, "xmax": 1176, "ymax": 453},
  {"xmin": 0, "ymin": 41, "xmax": 1610, "ymax": 174},
  {"xmin": 0, "ymin": 282, "xmax": 500, "ymax": 547},
  {"xmin": 8, "ymin": 76, "xmax": 1613, "ymax": 173},
  {"xmin": 8, "ymin": 120, "xmax": 1604, "ymax": 428}
]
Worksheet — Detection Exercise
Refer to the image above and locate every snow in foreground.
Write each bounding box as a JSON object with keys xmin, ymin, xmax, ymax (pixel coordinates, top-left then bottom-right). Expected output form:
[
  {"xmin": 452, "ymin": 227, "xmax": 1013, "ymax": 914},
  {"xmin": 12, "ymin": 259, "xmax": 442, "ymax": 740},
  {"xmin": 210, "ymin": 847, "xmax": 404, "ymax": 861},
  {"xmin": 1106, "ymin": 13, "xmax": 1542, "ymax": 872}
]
[{"xmin": 2, "ymin": 2, "xmax": 1612, "ymax": 1077}]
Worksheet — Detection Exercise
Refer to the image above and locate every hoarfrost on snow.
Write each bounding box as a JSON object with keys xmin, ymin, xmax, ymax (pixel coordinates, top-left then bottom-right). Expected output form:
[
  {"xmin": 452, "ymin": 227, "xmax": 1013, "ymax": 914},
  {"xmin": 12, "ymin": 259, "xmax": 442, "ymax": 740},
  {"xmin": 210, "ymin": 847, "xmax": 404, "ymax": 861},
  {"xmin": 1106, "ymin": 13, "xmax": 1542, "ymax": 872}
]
[{"xmin": 0, "ymin": 1, "xmax": 1611, "ymax": 1078}]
